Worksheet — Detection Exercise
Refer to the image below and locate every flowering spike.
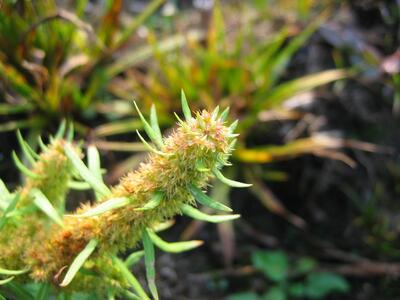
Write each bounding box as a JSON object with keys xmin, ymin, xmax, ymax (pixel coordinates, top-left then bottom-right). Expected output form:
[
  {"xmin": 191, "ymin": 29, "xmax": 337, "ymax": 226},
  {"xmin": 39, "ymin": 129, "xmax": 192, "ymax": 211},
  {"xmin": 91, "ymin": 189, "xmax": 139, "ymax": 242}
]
[{"xmin": 181, "ymin": 89, "xmax": 191, "ymax": 121}]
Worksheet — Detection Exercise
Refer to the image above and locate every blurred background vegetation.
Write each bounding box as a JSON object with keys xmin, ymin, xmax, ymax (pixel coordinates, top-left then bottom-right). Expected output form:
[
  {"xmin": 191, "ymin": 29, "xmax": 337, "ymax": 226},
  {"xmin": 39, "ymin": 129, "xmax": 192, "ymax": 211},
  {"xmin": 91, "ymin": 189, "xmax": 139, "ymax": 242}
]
[{"xmin": 0, "ymin": 0, "xmax": 399, "ymax": 299}]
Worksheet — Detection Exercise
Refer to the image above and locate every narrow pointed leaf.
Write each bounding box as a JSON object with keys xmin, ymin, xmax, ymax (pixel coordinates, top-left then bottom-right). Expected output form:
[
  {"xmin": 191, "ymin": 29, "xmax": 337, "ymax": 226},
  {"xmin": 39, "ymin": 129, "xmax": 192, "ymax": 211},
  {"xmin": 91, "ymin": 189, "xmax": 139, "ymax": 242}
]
[
  {"xmin": 136, "ymin": 130, "xmax": 167, "ymax": 156},
  {"xmin": 150, "ymin": 104, "xmax": 162, "ymax": 144},
  {"xmin": 0, "ymin": 276, "xmax": 14, "ymax": 285},
  {"xmin": 180, "ymin": 204, "xmax": 240, "ymax": 223},
  {"xmin": 55, "ymin": 120, "xmax": 66, "ymax": 139},
  {"xmin": 213, "ymin": 168, "xmax": 252, "ymax": 188},
  {"xmin": 69, "ymin": 197, "xmax": 130, "ymax": 218},
  {"xmin": 229, "ymin": 120, "xmax": 238, "ymax": 132},
  {"xmin": 60, "ymin": 239, "xmax": 98, "ymax": 287},
  {"xmin": 0, "ymin": 193, "xmax": 20, "ymax": 230},
  {"xmin": 133, "ymin": 101, "xmax": 163, "ymax": 149},
  {"xmin": 66, "ymin": 123, "xmax": 74, "ymax": 141},
  {"xmin": 211, "ymin": 106, "xmax": 220, "ymax": 120},
  {"xmin": 68, "ymin": 181, "xmax": 91, "ymax": 190},
  {"xmin": 146, "ymin": 229, "xmax": 203, "ymax": 253},
  {"xmin": 12, "ymin": 152, "xmax": 41, "ymax": 179},
  {"xmin": 0, "ymin": 179, "xmax": 11, "ymax": 209},
  {"xmin": 65, "ymin": 143, "xmax": 111, "ymax": 197},
  {"xmin": 142, "ymin": 229, "xmax": 158, "ymax": 300},
  {"xmin": 35, "ymin": 282, "xmax": 50, "ymax": 300},
  {"xmin": 152, "ymin": 220, "xmax": 175, "ymax": 232},
  {"xmin": 37, "ymin": 136, "xmax": 48, "ymax": 152},
  {"xmin": 88, "ymin": 145, "xmax": 102, "ymax": 200},
  {"xmin": 30, "ymin": 189, "xmax": 63, "ymax": 227},
  {"xmin": 188, "ymin": 184, "xmax": 232, "ymax": 212},
  {"xmin": 181, "ymin": 89, "xmax": 191, "ymax": 121},
  {"xmin": 124, "ymin": 251, "xmax": 145, "ymax": 267},
  {"xmin": 112, "ymin": 256, "xmax": 150, "ymax": 300},
  {"xmin": 135, "ymin": 191, "xmax": 163, "ymax": 211},
  {"xmin": 0, "ymin": 267, "xmax": 29, "ymax": 275},
  {"xmin": 16, "ymin": 131, "xmax": 35, "ymax": 165},
  {"xmin": 5, "ymin": 282, "xmax": 33, "ymax": 300},
  {"xmin": 220, "ymin": 107, "xmax": 230, "ymax": 121}
]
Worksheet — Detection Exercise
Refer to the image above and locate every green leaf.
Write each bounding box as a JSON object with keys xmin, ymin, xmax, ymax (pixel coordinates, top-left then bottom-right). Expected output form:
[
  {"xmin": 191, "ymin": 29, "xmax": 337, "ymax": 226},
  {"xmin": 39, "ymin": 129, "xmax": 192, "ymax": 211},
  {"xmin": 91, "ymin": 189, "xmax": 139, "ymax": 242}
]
[
  {"xmin": 142, "ymin": 229, "xmax": 158, "ymax": 300},
  {"xmin": 5, "ymin": 282, "xmax": 33, "ymax": 300},
  {"xmin": 295, "ymin": 257, "xmax": 317, "ymax": 274},
  {"xmin": 213, "ymin": 168, "xmax": 252, "ymax": 188},
  {"xmin": 68, "ymin": 181, "xmax": 92, "ymax": 190},
  {"xmin": 180, "ymin": 204, "xmax": 240, "ymax": 223},
  {"xmin": 60, "ymin": 239, "xmax": 98, "ymax": 287},
  {"xmin": 252, "ymin": 250, "xmax": 288, "ymax": 282},
  {"xmin": 112, "ymin": 256, "xmax": 150, "ymax": 300},
  {"xmin": 220, "ymin": 107, "xmax": 230, "ymax": 121},
  {"xmin": 181, "ymin": 89, "xmax": 192, "ymax": 121},
  {"xmin": 87, "ymin": 145, "xmax": 103, "ymax": 200},
  {"xmin": 30, "ymin": 189, "xmax": 64, "ymax": 227},
  {"xmin": 211, "ymin": 106, "xmax": 220, "ymax": 121},
  {"xmin": 37, "ymin": 136, "xmax": 48, "ymax": 152},
  {"xmin": 263, "ymin": 286, "xmax": 286, "ymax": 300},
  {"xmin": 0, "ymin": 276, "xmax": 14, "ymax": 285},
  {"xmin": 150, "ymin": 104, "xmax": 163, "ymax": 145},
  {"xmin": 133, "ymin": 101, "xmax": 164, "ymax": 149},
  {"xmin": 35, "ymin": 282, "xmax": 50, "ymax": 300},
  {"xmin": 12, "ymin": 152, "xmax": 41, "ymax": 179},
  {"xmin": 135, "ymin": 191, "xmax": 163, "ymax": 211},
  {"xmin": 304, "ymin": 272, "xmax": 349, "ymax": 299},
  {"xmin": 136, "ymin": 130, "xmax": 168, "ymax": 156},
  {"xmin": 0, "ymin": 193, "xmax": 20, "ymax": 230},
  {"xmin": 146, "ymin": 228, "xmax": 203, "ymax": 253},
  {"xmin": 16, "ymin": 130, "xmax": 36, "ymax": 165},
  {"xmin": 65, "ymin": 143, "xmax": 111, "ymax": 197},
  {"xmin": 124, "ymin": 251, "xmax": 145, "ymax": 267},
  {"xmin": 0, "ymin": 179, "xmax": 11, "ymax": 210},
  {"xmin": 66, "ymin": 123, "xmax": 74, "ymax": 142},
  {"xmin": 69, "ymin": 197, "xmax": 130, "ymax": 218},
  {"xmin": 228, "ymin": 292, "xmax": 260, "ymax": 300},
  {"xmin": 55, "ymin": 120, "xmax": 66, "ymax": 139},
  {"xmin": 188, "ymin": 184, "xmax": 232, "ymax": 212},
  {"xmin": 0, "ymin": 267, "xmax": 29, "ymax": 275}
]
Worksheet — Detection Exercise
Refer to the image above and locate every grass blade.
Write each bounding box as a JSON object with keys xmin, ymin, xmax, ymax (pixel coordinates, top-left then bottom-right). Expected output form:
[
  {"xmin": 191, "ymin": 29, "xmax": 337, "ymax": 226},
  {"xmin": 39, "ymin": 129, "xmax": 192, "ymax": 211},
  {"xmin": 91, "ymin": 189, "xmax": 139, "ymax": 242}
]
[
  {"xmin": 146, "ymin": 229, "xmax": 203, "ymax": 253},
  {"xmin": 124, "ymin": 251, "xmax": 145, "ymax": 267},
  {"xmin": 142, "ymin": 229, "xmax": 158, "ymax": 300},
  {"xmin": 69, "ymin": 197, "xmax": 130, "ymax": 218},
  {"xmin": 65, "ymin": 143, "xmax": 111, "ymax": 197},
  {"xmin": 180, "ymin": 204, "xmax": 240, "ymax": 223},
  {"xmin": 112, "ymin": 256, "xmax": 150, "ymax": 300},
  {"xmin": 135, "ymin": 191, "xmax": 163, "ymax": 211},
  {"xmin": 213, "ymin": 168, "xmax": 252, "ymax": 188},
  {"xmin": 35, "ymin": 282, "xmax": 50, "ymax": 300},
  {"xmin": 188, "ymin": 184, "xmax": 232, "ymax": 212},
  {"xmin": 30, "ymin": 189, "xmax": 63, "ymax": 227},
  {"xmin": 60, "ymin": 239, "xmax": 98, "ymax": 287},
  {"xmin": 181, "ymin": 89, "xmax": 191, "ymax": 121}
]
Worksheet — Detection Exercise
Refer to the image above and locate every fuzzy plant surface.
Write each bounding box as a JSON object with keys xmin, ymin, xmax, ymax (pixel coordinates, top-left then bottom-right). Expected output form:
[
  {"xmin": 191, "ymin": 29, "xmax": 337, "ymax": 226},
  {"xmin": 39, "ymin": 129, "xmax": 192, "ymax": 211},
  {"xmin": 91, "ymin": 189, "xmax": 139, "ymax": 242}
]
[{"xmin": 0, "ymin": 93, "xmax": 250, "ymax": 299}]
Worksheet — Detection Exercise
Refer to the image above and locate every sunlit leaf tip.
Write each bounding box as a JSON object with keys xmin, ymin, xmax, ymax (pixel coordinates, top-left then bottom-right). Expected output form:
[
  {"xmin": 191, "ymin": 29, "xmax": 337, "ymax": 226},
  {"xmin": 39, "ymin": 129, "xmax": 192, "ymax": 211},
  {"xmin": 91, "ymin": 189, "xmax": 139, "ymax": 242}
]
[
  {"xmin": 181, "ymin": 89, "xmax": 192, "ymax": 121},
  {"xmin": 180, "ymin": 203, "xmax": 240, "ymax": 223}
]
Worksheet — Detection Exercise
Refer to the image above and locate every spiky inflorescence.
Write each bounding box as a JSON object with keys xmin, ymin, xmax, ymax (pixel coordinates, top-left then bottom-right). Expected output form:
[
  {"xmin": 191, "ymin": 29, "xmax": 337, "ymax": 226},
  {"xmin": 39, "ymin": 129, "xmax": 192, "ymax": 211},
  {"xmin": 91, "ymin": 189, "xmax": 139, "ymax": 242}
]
[
  {"xmin": 0, "ymin": 138, "xmax": 74, "ymax": 271},
  {"xmin": 27, "ymin": 109, "xmax": 237, "ymax": 284}
]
